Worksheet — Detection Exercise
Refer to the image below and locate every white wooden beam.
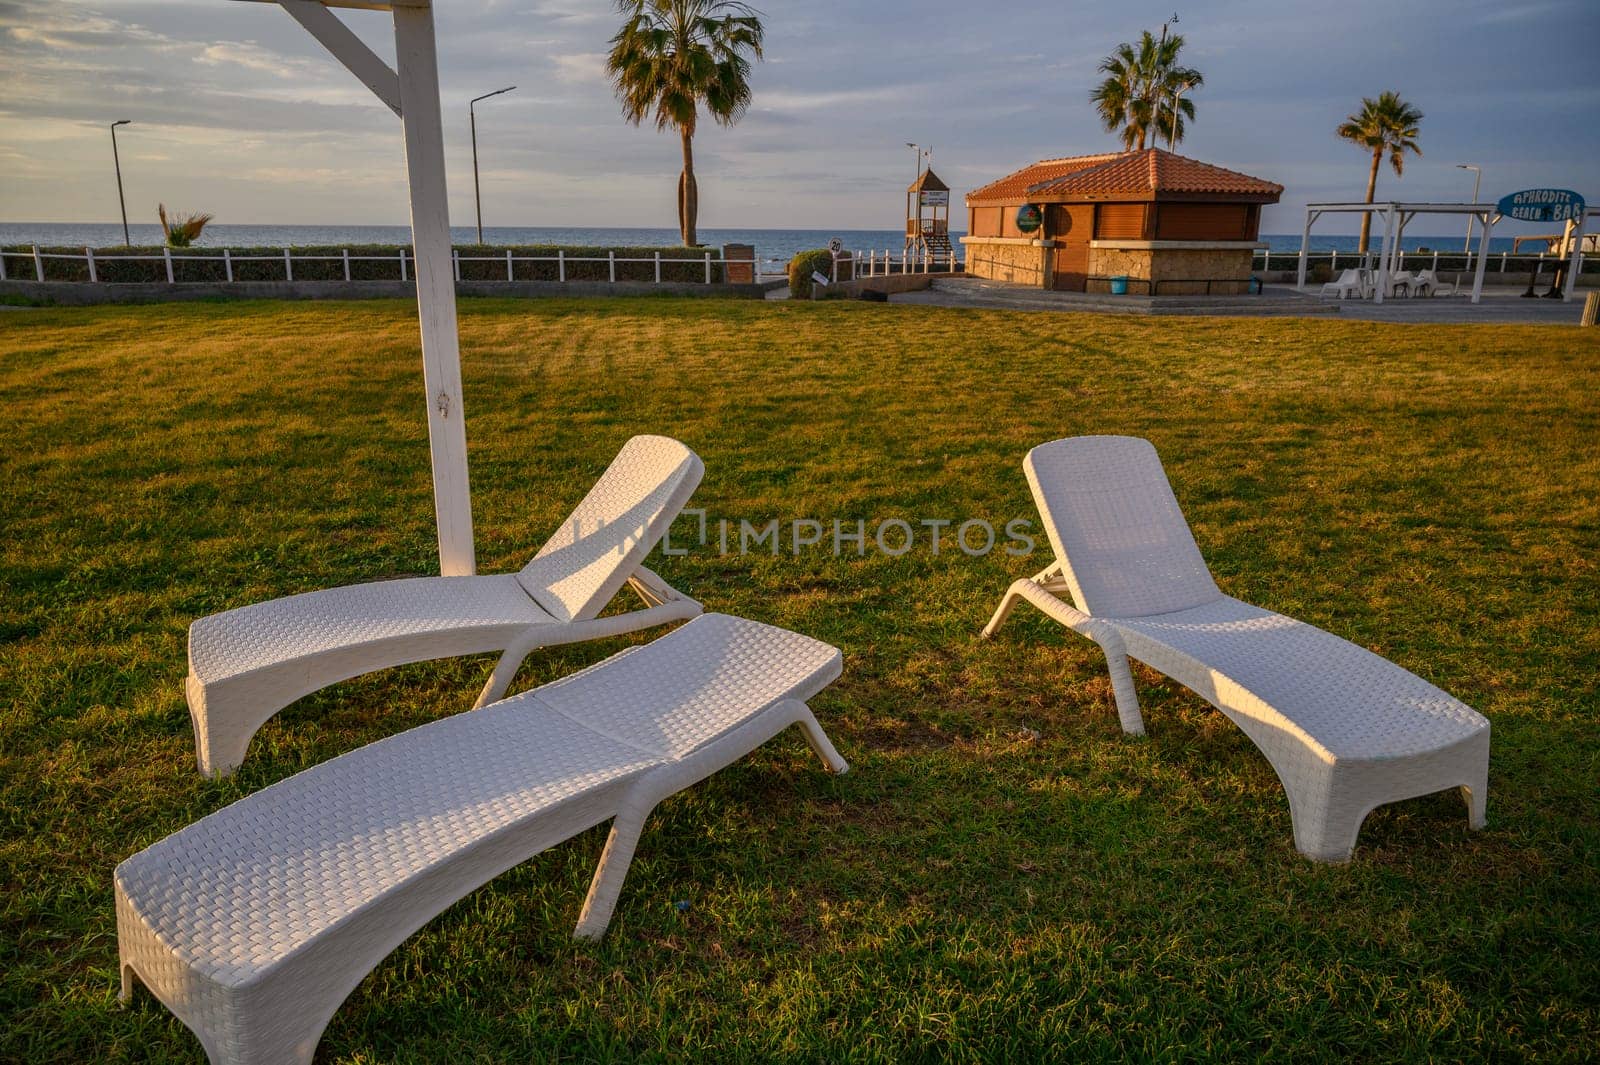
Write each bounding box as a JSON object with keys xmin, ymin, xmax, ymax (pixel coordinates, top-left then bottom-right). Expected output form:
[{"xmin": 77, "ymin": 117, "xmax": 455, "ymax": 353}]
[
  {"xmin": 392, "ymin": 0, "xmax": 475, "ymax": 576},
  {"xmin": 277, "ymin": 0, "xmax": 401, "ymax": 116}
]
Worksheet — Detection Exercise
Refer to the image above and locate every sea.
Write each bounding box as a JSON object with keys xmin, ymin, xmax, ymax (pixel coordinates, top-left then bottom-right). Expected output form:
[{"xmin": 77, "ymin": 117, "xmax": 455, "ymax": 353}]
[{"xmin": 0, "ymin": 222, "xmax": 1526, "ymax": 272}]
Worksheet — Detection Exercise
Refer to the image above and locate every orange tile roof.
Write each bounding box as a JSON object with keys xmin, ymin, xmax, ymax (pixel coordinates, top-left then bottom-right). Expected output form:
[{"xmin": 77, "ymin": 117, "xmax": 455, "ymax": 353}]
[
  {"xmin": 965, "ymin": 153, "xmax": 1121, "ymax": 204},
  {"xmin": 967, "ymin": 148, "xmax": 1282, "ymax": 204}
]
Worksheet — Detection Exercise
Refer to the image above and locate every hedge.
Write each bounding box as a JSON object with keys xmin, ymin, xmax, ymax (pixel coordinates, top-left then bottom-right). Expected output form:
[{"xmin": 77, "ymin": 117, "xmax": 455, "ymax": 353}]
[
  {"xmin": 787, "ymin": 249, "xmax": 835, "ymax": 300},
  {"xmin": 0, "ymin": 244, "xmax": 730, "ymax": 285}
]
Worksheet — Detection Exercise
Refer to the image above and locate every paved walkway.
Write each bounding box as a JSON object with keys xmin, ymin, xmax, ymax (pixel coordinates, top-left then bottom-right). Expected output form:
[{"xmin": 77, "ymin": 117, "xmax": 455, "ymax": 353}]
[{"xmin": 889, "ymin": 278, "xmax": 1590, "ymax": 325}]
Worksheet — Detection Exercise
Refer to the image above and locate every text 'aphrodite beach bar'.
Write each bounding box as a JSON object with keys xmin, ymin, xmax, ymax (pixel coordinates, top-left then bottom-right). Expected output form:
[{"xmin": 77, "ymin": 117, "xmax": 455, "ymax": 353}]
[{"xmin": 961, "ymin": 147, "xmax": 1282, "ymax": 295}]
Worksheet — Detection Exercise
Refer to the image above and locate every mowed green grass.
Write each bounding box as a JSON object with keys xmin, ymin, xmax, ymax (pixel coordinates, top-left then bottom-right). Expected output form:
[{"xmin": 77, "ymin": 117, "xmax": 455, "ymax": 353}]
[{"xmin": 2, "ymin": 297, "xmax": 1597, "ymax": 1062}]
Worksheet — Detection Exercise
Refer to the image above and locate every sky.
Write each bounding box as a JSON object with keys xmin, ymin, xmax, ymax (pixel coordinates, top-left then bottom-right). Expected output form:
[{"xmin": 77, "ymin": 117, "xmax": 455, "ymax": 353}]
[{"xmin": 3, "ymin": 0, "xmax": 1598, "ymax": 235}]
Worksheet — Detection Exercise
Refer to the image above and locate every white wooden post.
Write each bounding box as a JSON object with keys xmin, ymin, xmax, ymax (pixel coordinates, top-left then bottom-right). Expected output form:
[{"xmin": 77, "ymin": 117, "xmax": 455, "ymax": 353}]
[
  {"xmin": 1564, "ymin": 211, "xmax": 1587, "ymax": 300},
  {"xmin": 400, "ymin": 248, "xmax": 408, "ymax": 282},
  {"xmin": 393, "ymin": 0, "xmax": 474, "ymax": 575},
  {"xmin": 1500, "ymin": 251, "xmax": 1507, "ymax": 272},
  {"xmin": 343, "ymin": 248, "xmax": 351, "ymax": 281},
  {"xmin": 1296, "ymin": 208, "xmax": 1314, "ymax": 290},
  {"xmin": 1470, "ymin": 211, "xmax": 1493, "ymax": 304},
  {"xmin": 705, "ymin": 251, "xmax": 712, "ymax": 284},
  {"xmin": 452, "ymin": 247, "xmax": 460, "ymax": 281},
  {"xmin": 163, "ymin": 246, "xmax": 173, "ymax": 284},
  {"xmin": 224, "ymin": 248, "xmax": 233, "ymax": 282},
  {"xmin": 654, "ymin": 251, "xmax": 661, "ymax": 283},
  {"xmin": 283, "ymin": 247, "xmax": 292, "ymax": 282},
  {"xmin": 0, "ymin": 248, "xmax": 7, "ymax": 281},
  {"xmin": 1431, "ymin": 249, "xmax": 1439, "ymax": 271},
  {"xmin": 558, "ymin": 248, "xmax": 565, "ymax": 282},
  {"xmin": 33, "ymin": 244, "xmax": 45, "ymax": 282},
  {"xmin": 608, "ymin": 250, "xmax": 615, "ymax": 283},
  {"xmin": 1374, "ymin": 205, "xmax": 1396, "ymax": 304},
  {"xmin": 505, "ymin": 248, "xmax": 513, "ymax": 281},
  {"xmin": 86, "ymin": 247, "xmax": 97, "ymax": 283}
]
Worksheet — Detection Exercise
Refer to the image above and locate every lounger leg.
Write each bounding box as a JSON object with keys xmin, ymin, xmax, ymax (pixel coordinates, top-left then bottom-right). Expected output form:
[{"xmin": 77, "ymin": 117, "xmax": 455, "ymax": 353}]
[
  {"xmin": 1460, "ymin": 768, "xmax": 1488, "ymax": 830},
  {"xmin": 574, "ymin": 803, "xmax": 652, "ymax": 940},
  {"xmin": 473, "ymin": 647, "xmax": 528, "ymax": 709},
  {"xmin": 119, "ymin": 962, "xmax": 134, "ymax": 1004},
  {"xmin": 1101, "ymin": 644, "xmax": 1145, "ymax": 737},
  {"xmin": 1285, "ymin": 773, "xmax": 1369, "ymax": 863},
  {"xmin": 981, "ymin": 583, "xmax": 1027, "ymax": 639},
  {"xmin": 792, "ymin": 703, "xmax": 850, "ymax": 775}
]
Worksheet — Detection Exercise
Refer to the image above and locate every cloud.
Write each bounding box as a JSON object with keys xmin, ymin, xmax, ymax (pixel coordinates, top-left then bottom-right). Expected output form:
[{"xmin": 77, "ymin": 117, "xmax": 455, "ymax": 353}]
[
  {"xmin": 549, "ymin": 51, "xmax": 608, "ymax": 86},
  {"xmin": 196, "ymin": 41, "xmax": 322, "ymax": 80}
]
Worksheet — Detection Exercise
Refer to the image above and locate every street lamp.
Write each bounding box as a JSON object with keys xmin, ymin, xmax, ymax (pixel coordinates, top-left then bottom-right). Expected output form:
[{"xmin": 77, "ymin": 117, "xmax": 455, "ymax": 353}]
[
  {"xmin": 1457, "ymin": 163, "xmax": 1482, "ymax": 261},
  {"xmin": 469, "ymin": 86, "xmax": 515, "ymax": 245},
  {"xmin": 906, "ymin": 141, "xmax": 924, "ymax": 187},
  {"xmin": 110, "ymin": 120, "xmax": 132, "ymax": 246}
]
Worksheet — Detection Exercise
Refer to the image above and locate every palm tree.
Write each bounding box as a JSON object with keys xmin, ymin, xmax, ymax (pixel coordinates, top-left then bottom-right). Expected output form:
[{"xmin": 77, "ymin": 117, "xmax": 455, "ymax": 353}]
[
  {"xmin": 606, "ymin": 0, "xmax": 764, "ymax": 247},
  {"xmin": 158, "ymin": 204, "xmax": 214, "ymax": 248},
  {"xmin": 1336, "ymin": 91, "xmax": 1424, "ymax": 254},
  {"xmin": 1090, "ymin": 30, "xmax": 1202, "ymax": 151}
]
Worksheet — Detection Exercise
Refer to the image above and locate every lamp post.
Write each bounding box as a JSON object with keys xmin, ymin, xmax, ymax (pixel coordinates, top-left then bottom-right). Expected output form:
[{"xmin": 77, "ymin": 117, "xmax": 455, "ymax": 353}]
[
  {"xmin": 469, "ymin": 86, "xmax": 515, "ymax": 245},
  {"xmin": 1158, "ymin": 13, "xmax": 1180, "ymax": 149},
  {"xmin": 110, "ymin": 120, "xmax": 132, "ymax": 246},
  {"xmin": 1457, "ymin": 163, "xmax": 1482, "ymax": 263}
]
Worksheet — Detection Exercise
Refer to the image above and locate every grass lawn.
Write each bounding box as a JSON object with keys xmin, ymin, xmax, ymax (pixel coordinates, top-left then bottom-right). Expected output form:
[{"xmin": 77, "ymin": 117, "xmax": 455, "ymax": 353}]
[{"xmin": 2, "ymin": 297, "xmax": 1597, "ymax": 1062}]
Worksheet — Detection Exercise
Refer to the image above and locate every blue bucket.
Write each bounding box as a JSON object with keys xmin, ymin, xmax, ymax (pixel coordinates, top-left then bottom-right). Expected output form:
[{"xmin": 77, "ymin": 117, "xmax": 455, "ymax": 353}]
[{"xmin": 1109, "ymin": 275, "xmax": 1129, "ymax": 295}]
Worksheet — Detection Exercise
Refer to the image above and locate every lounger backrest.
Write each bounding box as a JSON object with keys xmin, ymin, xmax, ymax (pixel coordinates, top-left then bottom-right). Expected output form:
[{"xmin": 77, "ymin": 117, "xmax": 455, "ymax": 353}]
[
  {"xmin": 518, "ymin": 435, "xmax": 704, "ymax": 622},
  {"xmin": 1023, "ymin": 436, "xmax": 1221, "ymax": 618}
]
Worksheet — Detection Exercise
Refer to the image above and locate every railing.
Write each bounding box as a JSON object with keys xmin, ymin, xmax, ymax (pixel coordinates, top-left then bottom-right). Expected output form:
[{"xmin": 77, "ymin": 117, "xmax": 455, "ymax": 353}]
[
  {"xmin": 0, "ymin": 245, "xmax": 750, "ymax": 286},
  {"xmin": 1256, "ymin": 248, "xmax": 1596, "ymax": 277},
  {"xmin": 841, "ymin": 249, "xmax": 962, "ymax": 279}
]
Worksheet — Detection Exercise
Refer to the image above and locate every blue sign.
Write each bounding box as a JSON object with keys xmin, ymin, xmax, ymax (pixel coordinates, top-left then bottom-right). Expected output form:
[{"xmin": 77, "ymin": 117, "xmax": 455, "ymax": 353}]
[{"xmin": 1496, "ymin": 188, "xmax": 1586, "ymax": 224}]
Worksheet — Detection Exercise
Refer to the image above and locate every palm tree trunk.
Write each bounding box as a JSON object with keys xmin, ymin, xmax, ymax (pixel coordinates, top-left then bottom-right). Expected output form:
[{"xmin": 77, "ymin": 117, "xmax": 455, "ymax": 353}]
[
  {"xmin": 679, "ymin": 128, "xmax": 699, "ymax": 247},
  {"xmin": 1359, "ymin": 147, "xmax": 1382, "ymax": 255}
]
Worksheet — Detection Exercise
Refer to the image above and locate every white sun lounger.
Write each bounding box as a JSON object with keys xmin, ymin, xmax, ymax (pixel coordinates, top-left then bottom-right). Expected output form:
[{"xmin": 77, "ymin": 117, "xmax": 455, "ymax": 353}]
[
  {"xmin": 186, "ymin": 435, "xmax": 705, "ymax": 777},
  {"xmin": 118, "ymin": 612, "xmax": 848, "ymax": 1065},
  {"xmin": 983, "ymin": 436, "xmax": 1489, "ymax": 862},
  {"xmin": 1413, "ymin": 269, "xmax": 1458, "ymax": 296},
  {"xmin": 1319, "ymin": 268, "xmax": 1368, "ymax": 299}
]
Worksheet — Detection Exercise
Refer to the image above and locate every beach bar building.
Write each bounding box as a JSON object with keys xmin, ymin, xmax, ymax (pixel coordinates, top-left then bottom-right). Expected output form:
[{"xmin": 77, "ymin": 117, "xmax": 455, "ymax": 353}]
[{"xmin": 962, "ymin": 148, "xmax": 1282, "ymax": 294}]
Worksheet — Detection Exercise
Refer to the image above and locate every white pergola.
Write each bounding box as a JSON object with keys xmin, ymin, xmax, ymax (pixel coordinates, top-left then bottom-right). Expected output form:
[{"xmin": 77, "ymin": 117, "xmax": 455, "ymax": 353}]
[
  {"xmin": 235, "ymin": 0, "xmax": 475, "ymax": 575},
  {"xmin": 1298, "ymin": 202, "xmax": 1501, "ymax": 304}
]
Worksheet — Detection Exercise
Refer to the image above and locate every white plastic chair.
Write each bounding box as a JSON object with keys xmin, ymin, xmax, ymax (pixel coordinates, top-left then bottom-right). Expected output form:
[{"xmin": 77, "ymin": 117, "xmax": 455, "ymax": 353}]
[
  {"xmin": 1389, "ymin": 269, "xmax": 1420, "ymax": 297},
  {"xmin": 119, "ymin": 613, "xmax": 849, "ymax": 1065},
  {"xmin": 186, "ymin": 435, "xmax": 704, "ymax": 777},
  {"xmin": 983, "ymin": 435, "xmax": 1490, "ymax": 862}
]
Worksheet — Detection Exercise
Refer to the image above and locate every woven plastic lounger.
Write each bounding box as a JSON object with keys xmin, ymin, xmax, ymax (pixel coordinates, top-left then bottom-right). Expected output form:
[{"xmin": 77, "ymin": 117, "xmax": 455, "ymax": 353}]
[
  {"xmin": 982, "ymin": 436, "xmax": 1489, "ymax": 862},
  {"xmin": 186, "ymin": 434, "xmax": 704, "ymax": 777},
  {"xmin": 118, "ymin": 613, "xmax": 848, "ymax": 1065}
]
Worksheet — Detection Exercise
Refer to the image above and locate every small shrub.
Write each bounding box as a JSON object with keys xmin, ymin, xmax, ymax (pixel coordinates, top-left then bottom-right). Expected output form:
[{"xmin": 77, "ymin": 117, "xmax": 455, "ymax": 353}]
[{"xmin": 787, "ymin": 249, "xmax": 834, "ymax": 300}]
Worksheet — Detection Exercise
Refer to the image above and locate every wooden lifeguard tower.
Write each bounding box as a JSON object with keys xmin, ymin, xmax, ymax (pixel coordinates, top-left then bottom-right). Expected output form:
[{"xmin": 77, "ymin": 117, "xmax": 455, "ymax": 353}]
[{"xmin": 906, "ymin": 169, "xmax": 953, "ymax": 268}]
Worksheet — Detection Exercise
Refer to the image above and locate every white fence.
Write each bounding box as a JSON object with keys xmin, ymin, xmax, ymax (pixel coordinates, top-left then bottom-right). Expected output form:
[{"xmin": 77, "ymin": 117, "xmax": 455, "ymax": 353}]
[{"xmin": 0, "ymin": 245, "xmax": 749, "ymax": 285}]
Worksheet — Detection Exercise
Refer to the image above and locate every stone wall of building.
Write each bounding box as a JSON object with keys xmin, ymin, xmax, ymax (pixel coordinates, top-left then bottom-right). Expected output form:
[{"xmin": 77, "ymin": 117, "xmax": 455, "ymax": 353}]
[
  {"xmin": 1087, "ymin": 245, "xmax": 1257, "ymax": 295},
  {"xmin": 962, "ymin": 238, "xmax": 1050, "ymax": 287}
]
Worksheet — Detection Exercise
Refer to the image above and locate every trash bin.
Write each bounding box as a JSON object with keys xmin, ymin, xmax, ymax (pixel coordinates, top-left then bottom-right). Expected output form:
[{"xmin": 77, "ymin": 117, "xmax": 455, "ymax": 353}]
[
  {"xmin": 721, "ymin": 243, "xmax": 755, "ymax": 284},
  {"xmin": 1109, "ymin": 275, "xmax": 1129, "ymax": 295}
]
